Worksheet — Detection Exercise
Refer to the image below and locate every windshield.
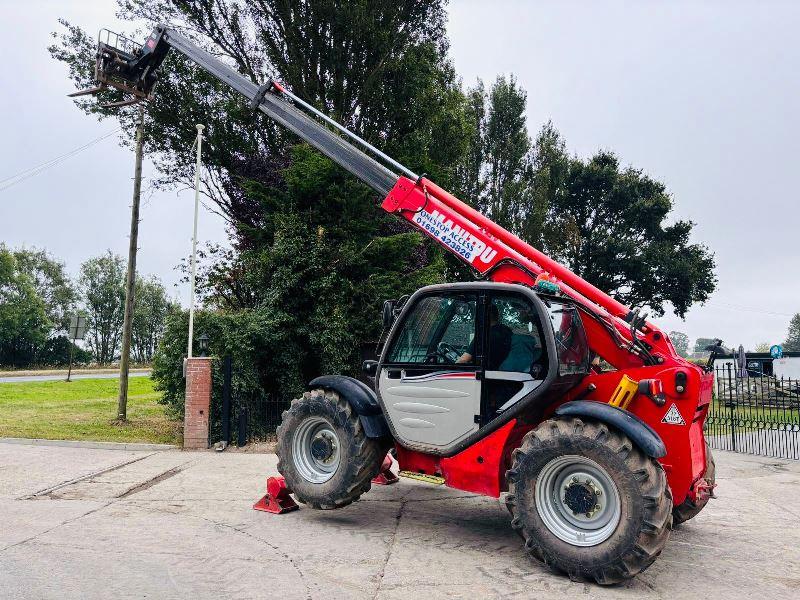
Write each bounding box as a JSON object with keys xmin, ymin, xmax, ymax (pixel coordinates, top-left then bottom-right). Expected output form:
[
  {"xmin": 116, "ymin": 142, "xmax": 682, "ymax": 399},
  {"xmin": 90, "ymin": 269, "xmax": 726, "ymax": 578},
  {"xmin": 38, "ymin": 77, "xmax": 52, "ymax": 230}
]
[{"xmin": 545, "ymin": 302, "xmax": 590, "ymax": 376}]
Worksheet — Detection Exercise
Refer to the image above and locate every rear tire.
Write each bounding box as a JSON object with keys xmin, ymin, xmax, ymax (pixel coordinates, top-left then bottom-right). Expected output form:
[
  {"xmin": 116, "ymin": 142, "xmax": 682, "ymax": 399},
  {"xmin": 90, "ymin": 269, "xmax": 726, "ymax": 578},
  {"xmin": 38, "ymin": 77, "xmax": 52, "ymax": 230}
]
[
  {"xmin": 276, "ymin": 389, "xmax": 384, "ymax": 509},
  {"xmin": 506, "ymin": 417, "xmax": 672, "ymax": 584},
  {"xmin": 672, "ymin": 442, "xmax": 715, "ymax": 525}
]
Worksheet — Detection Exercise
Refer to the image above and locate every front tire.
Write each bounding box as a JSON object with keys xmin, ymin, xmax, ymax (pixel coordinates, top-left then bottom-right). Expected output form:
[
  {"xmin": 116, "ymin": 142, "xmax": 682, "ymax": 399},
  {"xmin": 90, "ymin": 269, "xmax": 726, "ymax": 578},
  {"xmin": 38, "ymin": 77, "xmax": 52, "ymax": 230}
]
[
  {"xmin": 506, "ymin": 418, "xmax": 672, "ymax": 584},
  {"xmin": 276, "ymin": 389, "xmax": 384, "ymax": 509}
]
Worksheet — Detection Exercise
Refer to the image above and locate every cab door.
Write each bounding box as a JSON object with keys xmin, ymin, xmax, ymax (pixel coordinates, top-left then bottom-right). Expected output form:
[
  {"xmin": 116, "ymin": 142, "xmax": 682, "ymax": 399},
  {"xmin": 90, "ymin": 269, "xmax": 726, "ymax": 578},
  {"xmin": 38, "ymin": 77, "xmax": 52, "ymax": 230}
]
[
  {"xmin": 377, "ymin": 292, "xmax": 482, "ymax": 449},
  {"xmin": 480, "ymin": 292, "xmax": 548, "ymax": 425}
]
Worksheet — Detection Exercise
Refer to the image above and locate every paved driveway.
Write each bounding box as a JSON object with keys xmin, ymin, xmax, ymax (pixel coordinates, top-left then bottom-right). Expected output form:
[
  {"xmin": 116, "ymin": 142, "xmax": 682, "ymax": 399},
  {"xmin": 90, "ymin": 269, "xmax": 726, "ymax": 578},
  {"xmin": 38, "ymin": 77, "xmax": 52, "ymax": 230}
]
[{"xmin": 1, "ymin": 441, "xmax": 799, "ymax": 599}]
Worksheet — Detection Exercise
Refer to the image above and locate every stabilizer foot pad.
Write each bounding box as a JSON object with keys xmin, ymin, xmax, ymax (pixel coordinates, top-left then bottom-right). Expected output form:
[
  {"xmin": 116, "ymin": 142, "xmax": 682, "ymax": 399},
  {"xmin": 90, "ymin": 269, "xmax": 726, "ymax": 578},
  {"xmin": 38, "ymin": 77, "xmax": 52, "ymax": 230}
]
[
  {"xmin": 253, "ymin": 476, "xmax": 299, "ymax": 514},
  {"xmin": 372, "ymin": 454, "xmax": 399, "ymax": 485}
]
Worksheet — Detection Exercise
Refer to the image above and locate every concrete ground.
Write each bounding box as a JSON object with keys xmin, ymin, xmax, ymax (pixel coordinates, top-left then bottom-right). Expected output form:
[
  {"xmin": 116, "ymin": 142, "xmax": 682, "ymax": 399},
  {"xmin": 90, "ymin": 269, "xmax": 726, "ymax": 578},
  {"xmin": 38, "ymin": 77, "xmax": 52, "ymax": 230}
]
[{"xmin": 1, "ymin": 442, "xmax": 798, "ymax": 600}]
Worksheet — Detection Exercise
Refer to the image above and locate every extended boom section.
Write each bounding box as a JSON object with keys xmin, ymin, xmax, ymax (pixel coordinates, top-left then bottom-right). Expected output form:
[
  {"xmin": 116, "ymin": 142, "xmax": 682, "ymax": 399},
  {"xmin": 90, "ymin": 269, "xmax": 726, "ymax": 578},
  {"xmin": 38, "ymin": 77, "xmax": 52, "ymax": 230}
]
[
  {"xmin": 382, "ymin": 176, "xmax": 682, "ymax": 368},
  {"xmin": 84, "ymin": 26, "xmax": 401, "ymax": 195},
  {"xmin": 162, "ymin": 29, "xmax": 401, "ymax": 196}
]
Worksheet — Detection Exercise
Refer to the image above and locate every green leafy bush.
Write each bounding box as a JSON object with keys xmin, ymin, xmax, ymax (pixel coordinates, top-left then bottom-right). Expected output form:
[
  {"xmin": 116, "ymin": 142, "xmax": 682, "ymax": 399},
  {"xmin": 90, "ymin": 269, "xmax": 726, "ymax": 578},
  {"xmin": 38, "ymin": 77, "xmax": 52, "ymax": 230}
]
[
  {"xmin": 152, "ymin": 308, "xmax": 299, "ymax": 420},
  {"xmin": 36, "ymin": 336, "xmax": 93, "ymax": 367}
]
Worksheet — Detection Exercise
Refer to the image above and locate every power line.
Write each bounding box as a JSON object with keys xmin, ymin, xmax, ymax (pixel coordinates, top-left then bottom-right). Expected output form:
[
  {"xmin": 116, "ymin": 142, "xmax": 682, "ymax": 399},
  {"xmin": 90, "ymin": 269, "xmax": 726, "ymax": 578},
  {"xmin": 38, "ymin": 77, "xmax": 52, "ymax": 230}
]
[{"xmin": 0, "ymin": 128, "xmax": 122, "ymax": 193}]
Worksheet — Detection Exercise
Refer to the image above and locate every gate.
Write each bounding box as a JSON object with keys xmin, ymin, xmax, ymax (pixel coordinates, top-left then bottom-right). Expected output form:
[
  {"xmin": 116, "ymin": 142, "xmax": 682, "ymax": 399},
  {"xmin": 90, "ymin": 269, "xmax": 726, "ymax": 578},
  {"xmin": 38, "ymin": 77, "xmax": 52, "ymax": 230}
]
[
  {"xmin": 705, "ymin": 365, "xmax": 800, "ymax": 459},
  {"xmin": 208, "ymin": 345, "xmax": 379, "ymax": 446},
  {"xmin": 208, "ymin": 356, "xmax": 291, "ymax": 446}
]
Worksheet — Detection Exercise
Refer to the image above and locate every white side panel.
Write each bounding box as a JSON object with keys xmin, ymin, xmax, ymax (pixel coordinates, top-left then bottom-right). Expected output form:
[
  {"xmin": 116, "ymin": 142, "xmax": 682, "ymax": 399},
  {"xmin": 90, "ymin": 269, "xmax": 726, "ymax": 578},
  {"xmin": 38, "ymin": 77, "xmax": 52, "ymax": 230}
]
[{"xmin": 379, "ymin": 370, "xmax": 480, "ymax": 447}]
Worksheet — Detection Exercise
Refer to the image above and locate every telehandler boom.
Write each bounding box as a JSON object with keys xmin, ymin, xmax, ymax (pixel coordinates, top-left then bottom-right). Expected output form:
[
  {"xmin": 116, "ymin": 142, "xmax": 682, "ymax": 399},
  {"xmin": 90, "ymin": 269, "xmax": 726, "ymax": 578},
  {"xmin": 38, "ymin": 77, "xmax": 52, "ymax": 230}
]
[{"xmin": 76, "ymin": 25, "xmax": 716, "ymax": 584}]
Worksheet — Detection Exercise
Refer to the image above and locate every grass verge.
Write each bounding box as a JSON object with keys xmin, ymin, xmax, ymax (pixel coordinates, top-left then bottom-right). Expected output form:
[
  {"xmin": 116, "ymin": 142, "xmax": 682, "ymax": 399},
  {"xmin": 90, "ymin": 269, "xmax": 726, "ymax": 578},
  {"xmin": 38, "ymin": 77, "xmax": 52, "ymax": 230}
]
[{"xmin": 0, "ymin": 377, "xmax": 181, "ymax": 445}]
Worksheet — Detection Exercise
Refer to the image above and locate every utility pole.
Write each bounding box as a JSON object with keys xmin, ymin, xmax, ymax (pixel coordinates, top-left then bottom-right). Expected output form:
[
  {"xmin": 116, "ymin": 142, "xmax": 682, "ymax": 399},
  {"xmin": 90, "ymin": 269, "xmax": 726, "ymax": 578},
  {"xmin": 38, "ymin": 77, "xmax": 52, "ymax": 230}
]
[{"xmin": 117, "ymin": 104, "xmax": 145, "ymax": 421}]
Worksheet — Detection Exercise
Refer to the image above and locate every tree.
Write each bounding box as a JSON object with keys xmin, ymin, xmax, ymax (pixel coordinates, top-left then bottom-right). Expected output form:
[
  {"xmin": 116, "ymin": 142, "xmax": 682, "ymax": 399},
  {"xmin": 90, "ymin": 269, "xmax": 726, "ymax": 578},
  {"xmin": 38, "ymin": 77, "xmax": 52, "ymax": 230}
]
[
  {"xmin": 36, "ymin": 336, "xmax": 93, "ymax": 367},
  {"xmin": 12, "ymin": 247, "xmax": 77, "ymax": 334},
  {"xmin": 456, "ymin": 76, "xmax": 534, "ymax": 233},
  {"xmin": 0, "ymin": 244, "xmax": 82, "ymax": 367},
  {"xmin": 132, "ymin": 276, "xmax": 173, "ymax": 363},
  {"xmin": 482, "ymin": 76, "xmax": 533, "ymax": 233},
  {"xmin": 454, "ymin": 91, "xmax": 715, "ymax": 318},
  {"xmin": 528, "ymin": 122, "xmax": 570, "ymax": 252},
  {"xmin": 694, "ymin": 337, "xmax": 719, "ymax": 354},
  {"xmin": 533, "ymin": 129, "xmax": 716, "ymax": 317},
  {"xmin": 79, "ymin": 252, "xmax": 125, "ymax": 364},
  {"xmin": 752, "ymin": 342, "xmax": 771, "ymax": 353},
  {"xmin": 0, "ymin": 246, "xmax": 52, "ymax": 367},
  {"xmin": 49, "ymin": 1, "xmax": 466, "ymax": 235},
  {"xmin": 784, "ymin": 314, "xmax": 800, "ymax": 351},
  {"xmin": 669, "ymin": 331, "xmax": 690, "ymax": 357},
  {"xmin": 454, "ymin": 81, "xmax": 487, "ymax": 207}
]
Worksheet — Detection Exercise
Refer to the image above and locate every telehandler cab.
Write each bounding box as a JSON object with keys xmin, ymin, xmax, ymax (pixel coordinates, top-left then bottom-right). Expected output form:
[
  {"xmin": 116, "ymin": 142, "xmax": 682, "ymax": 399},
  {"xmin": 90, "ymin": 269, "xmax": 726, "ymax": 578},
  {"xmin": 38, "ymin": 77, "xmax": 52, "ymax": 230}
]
[{"xmin": 76, "ymin": 25, "xmax": 716, "ymax": 584}]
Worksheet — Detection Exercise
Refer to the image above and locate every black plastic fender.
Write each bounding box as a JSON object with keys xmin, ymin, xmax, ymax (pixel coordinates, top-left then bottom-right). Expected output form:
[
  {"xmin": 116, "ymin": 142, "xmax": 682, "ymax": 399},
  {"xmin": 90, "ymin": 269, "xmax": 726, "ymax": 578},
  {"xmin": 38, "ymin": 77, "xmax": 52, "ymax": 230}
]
[
  {"xmin": 308, "ymin": 375, "xmax": 390, "ymax": 439},
  {"xmin": 555, "ymin": 400, "xmax": 667, "ymax": 458}
]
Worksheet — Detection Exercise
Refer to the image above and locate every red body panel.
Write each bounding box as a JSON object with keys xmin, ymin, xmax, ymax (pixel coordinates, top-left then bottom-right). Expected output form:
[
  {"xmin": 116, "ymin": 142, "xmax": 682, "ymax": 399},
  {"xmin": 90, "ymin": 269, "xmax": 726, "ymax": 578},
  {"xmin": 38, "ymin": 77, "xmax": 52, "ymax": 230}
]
[
  {"xmin": 558, "ymin": 366, "xmax": 713, "ymax": 504},
  {"xmin": 395, "ymin": 420, "xmax": 523, "ymax": 497},
  {"xmin": 395, "ymin": 367, "xmax": 712, "ymax": 504},
  {"xmin": 380, "ymin": 176, "xmax": 712, "ymax": 507}
]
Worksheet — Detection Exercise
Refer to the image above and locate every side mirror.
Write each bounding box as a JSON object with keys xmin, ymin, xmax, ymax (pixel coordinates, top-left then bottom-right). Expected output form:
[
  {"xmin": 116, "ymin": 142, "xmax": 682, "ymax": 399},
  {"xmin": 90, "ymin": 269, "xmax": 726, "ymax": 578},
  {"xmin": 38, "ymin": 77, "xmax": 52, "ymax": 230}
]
[
  {"xmin": 362, "ymin": 360, "xmax": 378, "ymax": 377},
  {"xmin": 382, "ymin": 300, "xmax": 396, "ymax": 329}
]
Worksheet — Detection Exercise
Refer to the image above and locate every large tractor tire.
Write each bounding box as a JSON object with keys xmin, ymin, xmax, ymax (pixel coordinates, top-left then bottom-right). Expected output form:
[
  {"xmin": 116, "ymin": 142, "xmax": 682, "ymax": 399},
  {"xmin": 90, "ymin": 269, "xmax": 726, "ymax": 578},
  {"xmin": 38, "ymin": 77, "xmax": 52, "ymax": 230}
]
[
  {"xmin": 672, "ymin": 442, "xmax": 715, "ymax": 525},
  {"xmin": 276, "ymin": 389, "xmax": 384, "ymax": 509},
  {"xmin": 506, "ymin": 417, "xmax": 672, "ymax": 585}
]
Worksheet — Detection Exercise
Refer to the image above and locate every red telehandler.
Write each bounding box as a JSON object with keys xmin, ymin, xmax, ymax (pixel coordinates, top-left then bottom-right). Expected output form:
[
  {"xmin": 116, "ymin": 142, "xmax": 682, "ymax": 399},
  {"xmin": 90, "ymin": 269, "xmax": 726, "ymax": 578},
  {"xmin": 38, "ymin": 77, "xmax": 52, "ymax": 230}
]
[{"xmin": 77, "ymin": 25, "xmax": 716, "ymax": 584}]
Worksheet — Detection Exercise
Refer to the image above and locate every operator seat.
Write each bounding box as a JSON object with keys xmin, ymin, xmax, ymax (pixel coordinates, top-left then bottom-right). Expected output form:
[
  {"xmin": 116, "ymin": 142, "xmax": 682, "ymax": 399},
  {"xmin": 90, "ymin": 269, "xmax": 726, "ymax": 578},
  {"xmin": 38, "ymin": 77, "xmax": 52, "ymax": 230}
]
[{"xmin": 498, "ymin": 333, "xmax": 542, "ymax": 376}]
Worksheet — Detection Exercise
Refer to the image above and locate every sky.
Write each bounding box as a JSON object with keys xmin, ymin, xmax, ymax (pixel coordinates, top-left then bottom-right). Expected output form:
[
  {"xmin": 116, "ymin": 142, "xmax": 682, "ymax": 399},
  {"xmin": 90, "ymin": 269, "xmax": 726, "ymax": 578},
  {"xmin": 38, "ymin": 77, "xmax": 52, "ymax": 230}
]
[{"xmin": 0, "ymin": 0, "xmax": 797, "ymax": 351}]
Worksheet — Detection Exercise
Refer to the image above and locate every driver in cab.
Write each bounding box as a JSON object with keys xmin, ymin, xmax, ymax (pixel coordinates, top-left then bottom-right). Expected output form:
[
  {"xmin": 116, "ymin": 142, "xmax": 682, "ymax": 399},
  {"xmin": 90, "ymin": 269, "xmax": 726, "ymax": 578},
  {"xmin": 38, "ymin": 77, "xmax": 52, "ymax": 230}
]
[{"xmin": 456, "ymin": 304, "xmax": 512, "ymax": 369}]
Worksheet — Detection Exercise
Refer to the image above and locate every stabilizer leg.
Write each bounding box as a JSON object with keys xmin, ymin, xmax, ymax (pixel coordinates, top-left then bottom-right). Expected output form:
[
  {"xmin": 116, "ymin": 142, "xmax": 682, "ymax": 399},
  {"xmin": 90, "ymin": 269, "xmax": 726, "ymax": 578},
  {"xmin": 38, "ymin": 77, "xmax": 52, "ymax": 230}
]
[
  {"xmin": 371, "ymin": 453, "xmax": 399, "ymax": 485},
  {"xmin": 253, "ymin": 476, "xmax": 299, "ymax": 514}
]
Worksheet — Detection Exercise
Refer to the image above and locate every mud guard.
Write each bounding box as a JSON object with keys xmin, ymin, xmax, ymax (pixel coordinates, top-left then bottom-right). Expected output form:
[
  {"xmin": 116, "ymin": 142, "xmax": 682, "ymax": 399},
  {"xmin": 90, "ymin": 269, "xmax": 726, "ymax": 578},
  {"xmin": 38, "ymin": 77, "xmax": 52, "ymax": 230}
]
[
  {"xmin": 555, "ymin": 401, "xmax": 666, "ymax": 458},
  {"xmin": 308, "ymin": 375, "xmax": 390, "ymax": 439}
]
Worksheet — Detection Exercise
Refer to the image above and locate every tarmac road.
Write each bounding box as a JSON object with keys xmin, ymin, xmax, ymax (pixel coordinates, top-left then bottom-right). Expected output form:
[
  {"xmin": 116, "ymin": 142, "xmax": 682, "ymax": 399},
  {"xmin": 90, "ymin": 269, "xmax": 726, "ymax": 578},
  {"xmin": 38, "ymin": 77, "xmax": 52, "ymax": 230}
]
[
  {"xmin": 0, "ymin": 371, "xmax": 151, "ymax": 383},
  {"xmin": 1, "ymin": 440, "xmax": 798, "ymax": 599}
]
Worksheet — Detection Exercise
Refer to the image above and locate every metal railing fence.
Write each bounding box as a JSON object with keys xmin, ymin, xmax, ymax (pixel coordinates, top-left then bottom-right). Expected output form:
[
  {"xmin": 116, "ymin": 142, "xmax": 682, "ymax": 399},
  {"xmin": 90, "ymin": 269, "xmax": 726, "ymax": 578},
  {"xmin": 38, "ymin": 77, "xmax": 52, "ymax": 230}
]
[{"xmin": 705, "ymin": 365, "xmax": 800, "ymax": 460}]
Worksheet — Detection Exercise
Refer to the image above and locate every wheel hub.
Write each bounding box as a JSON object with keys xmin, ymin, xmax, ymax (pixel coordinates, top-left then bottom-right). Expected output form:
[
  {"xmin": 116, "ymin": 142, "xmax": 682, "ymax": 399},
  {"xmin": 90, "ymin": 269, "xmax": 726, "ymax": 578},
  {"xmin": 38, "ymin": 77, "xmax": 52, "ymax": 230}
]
[
  {"xmin": 310, "ymin": 433, "xmax": 335, "ymax": 461},
  {"xmin": 563, "ymin": 478, "xmax": 602, "ymax": 517}
]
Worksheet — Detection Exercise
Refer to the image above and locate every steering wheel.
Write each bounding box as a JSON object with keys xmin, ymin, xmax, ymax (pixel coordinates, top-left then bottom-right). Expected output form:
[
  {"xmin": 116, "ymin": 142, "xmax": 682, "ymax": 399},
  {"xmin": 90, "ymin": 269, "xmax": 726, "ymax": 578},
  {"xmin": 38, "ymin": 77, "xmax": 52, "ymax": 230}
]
[
  {"xmin": 436, "ymin": 342, "xmax": 460, "ymax": 363},
  {"xmin": 423, "ymin": 342, "xmax": 461, "ymax": 364}
]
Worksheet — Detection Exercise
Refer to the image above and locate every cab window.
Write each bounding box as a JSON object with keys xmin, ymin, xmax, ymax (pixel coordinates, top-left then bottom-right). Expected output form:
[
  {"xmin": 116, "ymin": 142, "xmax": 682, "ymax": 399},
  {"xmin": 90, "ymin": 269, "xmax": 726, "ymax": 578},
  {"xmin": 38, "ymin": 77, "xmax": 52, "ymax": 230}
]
[
  {"xmin": 545, "ymin": 302, "xmax": 590, "ymax": 375},
  {"xmin": 489, "ymin": 295, "xmax": 546, "ymax": 376},
  {"xmin": 386, "ymin": 294, "xmax": 477, "ymax": 364}
]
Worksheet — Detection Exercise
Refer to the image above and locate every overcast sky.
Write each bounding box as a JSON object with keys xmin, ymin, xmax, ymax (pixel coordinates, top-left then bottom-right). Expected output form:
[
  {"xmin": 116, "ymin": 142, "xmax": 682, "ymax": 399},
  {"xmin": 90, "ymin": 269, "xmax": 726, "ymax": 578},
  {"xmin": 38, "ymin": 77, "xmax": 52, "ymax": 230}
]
[{"xmin": 0, "ymin": 1, "xmax": 797, "ymax": 351}]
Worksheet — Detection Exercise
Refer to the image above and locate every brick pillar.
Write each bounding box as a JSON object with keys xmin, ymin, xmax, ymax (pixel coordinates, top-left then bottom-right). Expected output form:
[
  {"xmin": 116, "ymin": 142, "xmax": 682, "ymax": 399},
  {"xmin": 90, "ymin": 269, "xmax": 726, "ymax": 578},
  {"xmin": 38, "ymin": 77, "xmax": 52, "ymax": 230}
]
[{"xmin": 184, "ymin": 357, "xmax": 212, "ymax": 449}]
